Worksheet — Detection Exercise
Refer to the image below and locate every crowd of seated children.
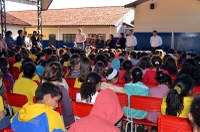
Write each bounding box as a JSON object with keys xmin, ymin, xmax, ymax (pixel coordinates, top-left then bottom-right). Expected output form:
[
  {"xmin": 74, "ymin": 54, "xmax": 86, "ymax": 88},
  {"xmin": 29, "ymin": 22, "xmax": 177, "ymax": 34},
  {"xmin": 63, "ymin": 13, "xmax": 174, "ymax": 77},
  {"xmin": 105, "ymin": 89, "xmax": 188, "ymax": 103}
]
[
  {"xmin": 100, "ymin": 68, "xmax": 124, "ymax": 93},
  {"xmin": 69, "ymin": 89, "xmax": 123, "ymax": 132},
  {"xmin": 12, "ymin": 54, "xmax": 22, "ymax": 69},
  {"xmin": 11, "ymin": 82, "xmax": 65, "ymax": 132},
  {"xmin": 189, "ymin": 95, "xmax": 200, "ymax": 132},
  {"xmin": 42, "ymin": 61, "xmax": 74, "ymax": 126},
  {"xmin": 161, "ymin": 74, "xmax": 194, "ymax": 118},
  {"xmin": 67, "ymin": 54, "xmax": 81, "ymax": 78},
  {"xmin": 123, "ymin": 67, "xmax": 149, "ymax": 119},
  {"xmin": 146, "ymin": 71, "xmax": 172, "ymax": 123},
  {"xmin": 1, "ymin": 42, "xmax": 200, "ymax": 131},
  {"xmin": 74, "ymin": 57, "xmax": 91, "ymax": 88},
  {"xmin": 76, "ymin": 72, "xmax": 101, "ymax": 104}
]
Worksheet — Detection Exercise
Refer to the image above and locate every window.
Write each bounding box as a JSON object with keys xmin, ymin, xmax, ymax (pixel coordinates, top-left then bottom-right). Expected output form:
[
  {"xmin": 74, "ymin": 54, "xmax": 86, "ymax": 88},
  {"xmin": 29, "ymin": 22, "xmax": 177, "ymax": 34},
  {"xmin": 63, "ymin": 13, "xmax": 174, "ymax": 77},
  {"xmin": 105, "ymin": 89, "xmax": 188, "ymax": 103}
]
[
  {"xmin": 49, "ymin": 34, "xmax": 56, "ymax": 46},
  {"xmin": 63, "ymin": 34, "xmax": 76, "ymax": 43}
]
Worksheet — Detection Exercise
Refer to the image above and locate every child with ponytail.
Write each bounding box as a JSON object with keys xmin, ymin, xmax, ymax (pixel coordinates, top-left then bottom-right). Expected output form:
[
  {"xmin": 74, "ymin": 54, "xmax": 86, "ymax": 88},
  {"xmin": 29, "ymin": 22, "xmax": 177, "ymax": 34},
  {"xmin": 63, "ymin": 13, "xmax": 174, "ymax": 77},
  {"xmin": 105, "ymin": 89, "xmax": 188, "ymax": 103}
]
[
  {"xmin": 123, "ymin": 67, "xmax": 149, "ymax": 119},
  {"xmin": 76, "ymin": 72, "xmax": 101, "ymax": 104},
  {"xmin": 161, "ymin": 74, "xmax": 194, "ymax": 118},
  {"xmin": 146, "ymin": 71, "xmax": 172, "ymax": 123},
  {"xmin": 142, "ymin": 55, "xmax": 168, "ymax": 84}
]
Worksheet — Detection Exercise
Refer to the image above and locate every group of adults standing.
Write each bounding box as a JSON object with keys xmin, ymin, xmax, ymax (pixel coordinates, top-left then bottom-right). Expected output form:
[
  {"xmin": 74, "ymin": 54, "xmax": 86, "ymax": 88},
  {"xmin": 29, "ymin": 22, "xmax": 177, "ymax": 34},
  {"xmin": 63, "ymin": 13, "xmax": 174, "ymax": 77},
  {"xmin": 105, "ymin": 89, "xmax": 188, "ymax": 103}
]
[
  {"xmin": 0, "ymin": 30, "xmax": 41, "ymax": 50},
  {"xmin": 75, "ymin": 28, "xmax": 163, "ymax": 52}
]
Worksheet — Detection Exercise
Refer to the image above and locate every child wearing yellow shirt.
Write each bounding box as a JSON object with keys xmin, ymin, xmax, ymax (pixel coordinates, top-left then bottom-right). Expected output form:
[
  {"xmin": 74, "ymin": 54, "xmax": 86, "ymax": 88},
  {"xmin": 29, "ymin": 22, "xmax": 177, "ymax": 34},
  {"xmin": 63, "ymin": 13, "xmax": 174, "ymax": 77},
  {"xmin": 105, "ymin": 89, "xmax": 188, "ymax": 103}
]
[
  {"xmin": 13, "ymin": 63, "xmax": 38, "ymax": 114},
  {"xmin": 161, "ymin": 74, "xmax": 194, "ymax": 118},
  {"xmin": 11, "ymin": 82, "xmax": 65, "ymax": 132},
  {"xmin": 13, "ymin": 54, "xmax": 22, "ymax": 69}
]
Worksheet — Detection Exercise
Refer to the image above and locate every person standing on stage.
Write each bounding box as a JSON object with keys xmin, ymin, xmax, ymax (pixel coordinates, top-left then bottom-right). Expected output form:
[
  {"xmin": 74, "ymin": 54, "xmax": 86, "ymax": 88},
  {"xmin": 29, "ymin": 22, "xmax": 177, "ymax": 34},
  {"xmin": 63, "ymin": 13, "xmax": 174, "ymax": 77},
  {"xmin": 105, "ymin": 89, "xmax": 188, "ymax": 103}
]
[
  {"xmin": 31, "ymin": 31, "xmax": 39, "ymax": 48},
  {"xmin": 126, "ymin": 30, "xmax": 137, "ymax": 53},
  {"xmin": 150, "ymin": 30, "xmax": 163, "ymax": 53},
  {"xmin": 75, "ymin": 28, "xmax": 86, "ymax": 50}
]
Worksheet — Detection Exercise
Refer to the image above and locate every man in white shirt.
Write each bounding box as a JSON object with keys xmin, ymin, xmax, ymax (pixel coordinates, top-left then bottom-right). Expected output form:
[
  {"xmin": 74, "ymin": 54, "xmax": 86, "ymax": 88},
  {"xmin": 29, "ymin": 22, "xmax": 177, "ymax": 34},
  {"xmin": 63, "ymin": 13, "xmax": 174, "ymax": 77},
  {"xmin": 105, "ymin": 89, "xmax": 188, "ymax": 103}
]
[
  {"xmin": 126, "ymin": 29, "xmax": 137, "ymax": 53},
  {"xmin": 75, "ymin": 28, "xmax": 86, "ymax": 50},
  {"xmin": 150, "ymin": 30, "xmax": 163, "ymax": 53}
]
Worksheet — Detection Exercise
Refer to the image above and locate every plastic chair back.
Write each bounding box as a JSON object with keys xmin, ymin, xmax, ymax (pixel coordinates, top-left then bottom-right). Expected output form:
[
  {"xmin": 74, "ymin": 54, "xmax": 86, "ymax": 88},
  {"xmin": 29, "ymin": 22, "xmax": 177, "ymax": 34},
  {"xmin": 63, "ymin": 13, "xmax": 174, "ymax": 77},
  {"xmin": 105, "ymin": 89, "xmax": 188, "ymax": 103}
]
[
  {"xmin": 65, "ymin": 78, "xmax": 76, "ymax": 88},
  {"xmin": 3, "ymin": 129, "xmax": 15, "ymax": 132},
  {"xmin": 69, "ymin": 87, "xmax": 80, "ymax": 100},
  {"xmin": 4, "ymin": 92, "xmax": 28, "ymax": 115},
  {"xmin": 10, "ymin": 67, "xmax": 20, "ymax": 80},
  {"xmin": 192, "ymin": 85, "xmax": 200, "ymax": 97},
  {"xmin": 158, "ymin": 115, "xmax": 192, "ymax": 132},
  {"xmin": 3, "ymin": 80, "xmax": 13, "ymax": 91},
  {"xmin": 130, "ymin": 95, "xmax": 162, "ymax": 112},
  {"xmin": 72, "ymin": 102, "xmax": 93, "ymax": 119},
  {"xmin": 116, "ymin": 92, "xmax": 128, "ymax": 107}
]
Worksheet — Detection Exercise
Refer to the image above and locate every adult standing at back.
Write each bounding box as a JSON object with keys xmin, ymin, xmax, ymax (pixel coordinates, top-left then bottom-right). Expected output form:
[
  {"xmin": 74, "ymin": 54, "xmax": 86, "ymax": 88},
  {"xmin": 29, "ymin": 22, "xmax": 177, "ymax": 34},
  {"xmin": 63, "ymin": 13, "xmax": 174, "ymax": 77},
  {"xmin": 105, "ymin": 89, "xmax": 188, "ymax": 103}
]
[
  {"xmin": 16, "ymin": 30, "xmax": 25, "ymax": 47},
  {"xmin": 150, "ymin": 30, "xmax": 163, "ymax": 53},
  {"xmin": 31, "ymin": 31, "xmax": 39, "ymax": 48},
  {"xmin": 126, "ymin": 29, "xmax": 137, "ymax": 53},
  {"xmin": 75, "ymin": 28, "xmax": 86, "ymax": 50}
]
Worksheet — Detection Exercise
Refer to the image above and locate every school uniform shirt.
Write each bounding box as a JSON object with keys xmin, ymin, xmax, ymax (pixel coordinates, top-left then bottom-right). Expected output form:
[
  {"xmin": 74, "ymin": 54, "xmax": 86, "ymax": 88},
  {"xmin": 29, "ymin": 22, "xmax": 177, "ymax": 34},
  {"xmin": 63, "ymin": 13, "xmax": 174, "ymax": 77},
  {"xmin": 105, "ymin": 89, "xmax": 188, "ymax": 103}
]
[
  {"xmin": 19, "ymin": 72, "xmax": 41, "ymax": 83},
  {"xmin": 123, "ymin": 81, "xmax": 149, "ymax": 119},
  {"xmin": 150, "ymin": 35, "xmax": 163, "ymax": 48},
  {"xmin": 146, "ymin": 85, "xmax": 170, "ymax": 123},
  {"xmin": 13, "ymin": 62, "xmax": 22, "ymax": 69},
  {"xmin": 142, "ymin": 69, "xmax": 169, "ymax": 84},
  {"xmin": 11, "ymin": 102, "xmax": 65, "ymax": 132},
  {"xmin": 76, "ymin": 92, "xmax": 99, "ymax": 104},
  {"xmin": 74, "ymin": 78, "xmax": 82, "ymax": 88},
  {"xmin": 126, "ymin": 35, "xmax": 137, "ymax": 47},
  {"xmin": 161, "ymin": 97, "xmax": 193, "ymax": 118},
  {"xmin": 13, "ymin": 77, "xmax": 38, "ymax": 114},
  {"xmin": 69, "ymin": 89, "xmax": 123, "ymax": 132},
  {"xmin": 29, "ymin": 54, "xmax": 37, "ymax": 62},
  {"xmin": 0, "ymin": 96, "xmax": 4, "ymax": 111}
]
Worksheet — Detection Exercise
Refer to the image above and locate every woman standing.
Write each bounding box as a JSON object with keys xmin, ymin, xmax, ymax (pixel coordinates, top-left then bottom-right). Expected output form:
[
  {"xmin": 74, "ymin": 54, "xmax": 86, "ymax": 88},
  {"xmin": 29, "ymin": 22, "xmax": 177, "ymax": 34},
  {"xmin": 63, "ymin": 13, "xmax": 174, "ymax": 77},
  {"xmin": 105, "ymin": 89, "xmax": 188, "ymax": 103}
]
[
  {"xmin": 105, "ymin": 34, "xmax": 115, "ymax": 49},
  {"xmin": 116, "ymin": 33, "xmax": 126, "ymax": 49}
]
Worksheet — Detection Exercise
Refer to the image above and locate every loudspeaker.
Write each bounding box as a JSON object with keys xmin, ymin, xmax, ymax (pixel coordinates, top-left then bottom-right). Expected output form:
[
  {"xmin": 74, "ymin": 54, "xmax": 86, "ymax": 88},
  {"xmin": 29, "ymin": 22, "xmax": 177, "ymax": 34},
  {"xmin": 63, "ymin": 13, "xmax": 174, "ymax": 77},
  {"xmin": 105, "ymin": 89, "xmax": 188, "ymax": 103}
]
[{"xmin": 150, "ymin": 3, "xmax": 155, "ymax": 10}]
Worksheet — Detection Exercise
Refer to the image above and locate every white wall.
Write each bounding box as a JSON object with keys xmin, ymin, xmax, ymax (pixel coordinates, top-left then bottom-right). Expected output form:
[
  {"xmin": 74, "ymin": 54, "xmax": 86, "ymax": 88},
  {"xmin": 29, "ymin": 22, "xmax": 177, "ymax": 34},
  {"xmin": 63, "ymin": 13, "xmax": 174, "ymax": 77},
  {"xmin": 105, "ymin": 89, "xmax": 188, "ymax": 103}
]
[
  {"xmin": 134, "ymin": 0, "xmax": 200, "ymax": 32},
  {"xmin": 0, "ymin": 25, "xmax": 24, "ymax": 39}
]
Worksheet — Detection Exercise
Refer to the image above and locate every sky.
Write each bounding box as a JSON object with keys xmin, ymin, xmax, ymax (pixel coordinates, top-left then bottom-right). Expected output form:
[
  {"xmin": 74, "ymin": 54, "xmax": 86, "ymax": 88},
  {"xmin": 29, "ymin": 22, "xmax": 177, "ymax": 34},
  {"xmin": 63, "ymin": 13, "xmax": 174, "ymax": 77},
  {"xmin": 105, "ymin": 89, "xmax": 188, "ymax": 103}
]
[{"xmin": 5, "ymin": 0, "xmax": 135, "ymax": 11}]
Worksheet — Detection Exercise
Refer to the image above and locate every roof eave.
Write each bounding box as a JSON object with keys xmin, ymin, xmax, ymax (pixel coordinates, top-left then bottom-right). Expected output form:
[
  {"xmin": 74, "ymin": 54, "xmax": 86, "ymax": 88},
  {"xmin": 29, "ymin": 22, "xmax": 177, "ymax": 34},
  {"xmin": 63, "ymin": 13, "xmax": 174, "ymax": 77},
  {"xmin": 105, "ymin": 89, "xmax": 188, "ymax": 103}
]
[{"xmin": 124, "ymin": 0, "xmax": 149, "ymax": 8}]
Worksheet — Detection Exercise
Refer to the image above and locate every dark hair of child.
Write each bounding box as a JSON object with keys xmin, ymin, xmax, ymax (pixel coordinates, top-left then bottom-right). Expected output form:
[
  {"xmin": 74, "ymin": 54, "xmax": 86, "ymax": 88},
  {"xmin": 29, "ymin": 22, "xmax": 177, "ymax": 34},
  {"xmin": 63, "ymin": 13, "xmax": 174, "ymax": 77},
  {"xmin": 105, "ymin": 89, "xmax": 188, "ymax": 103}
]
[
  {"xmin": 166, "ymin": 74, "xmax": 194, "ymax": 116},
  {"xmin": 36, "ymin": 82, "xmax": 62, "ymax": 102},
  {"xmin": 132, "ymin": 67, "xmax": 143, "ymax": 83},
  {"xmin": 80, "ymin": 72, "xmax": 101, "ymax": 103}
]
